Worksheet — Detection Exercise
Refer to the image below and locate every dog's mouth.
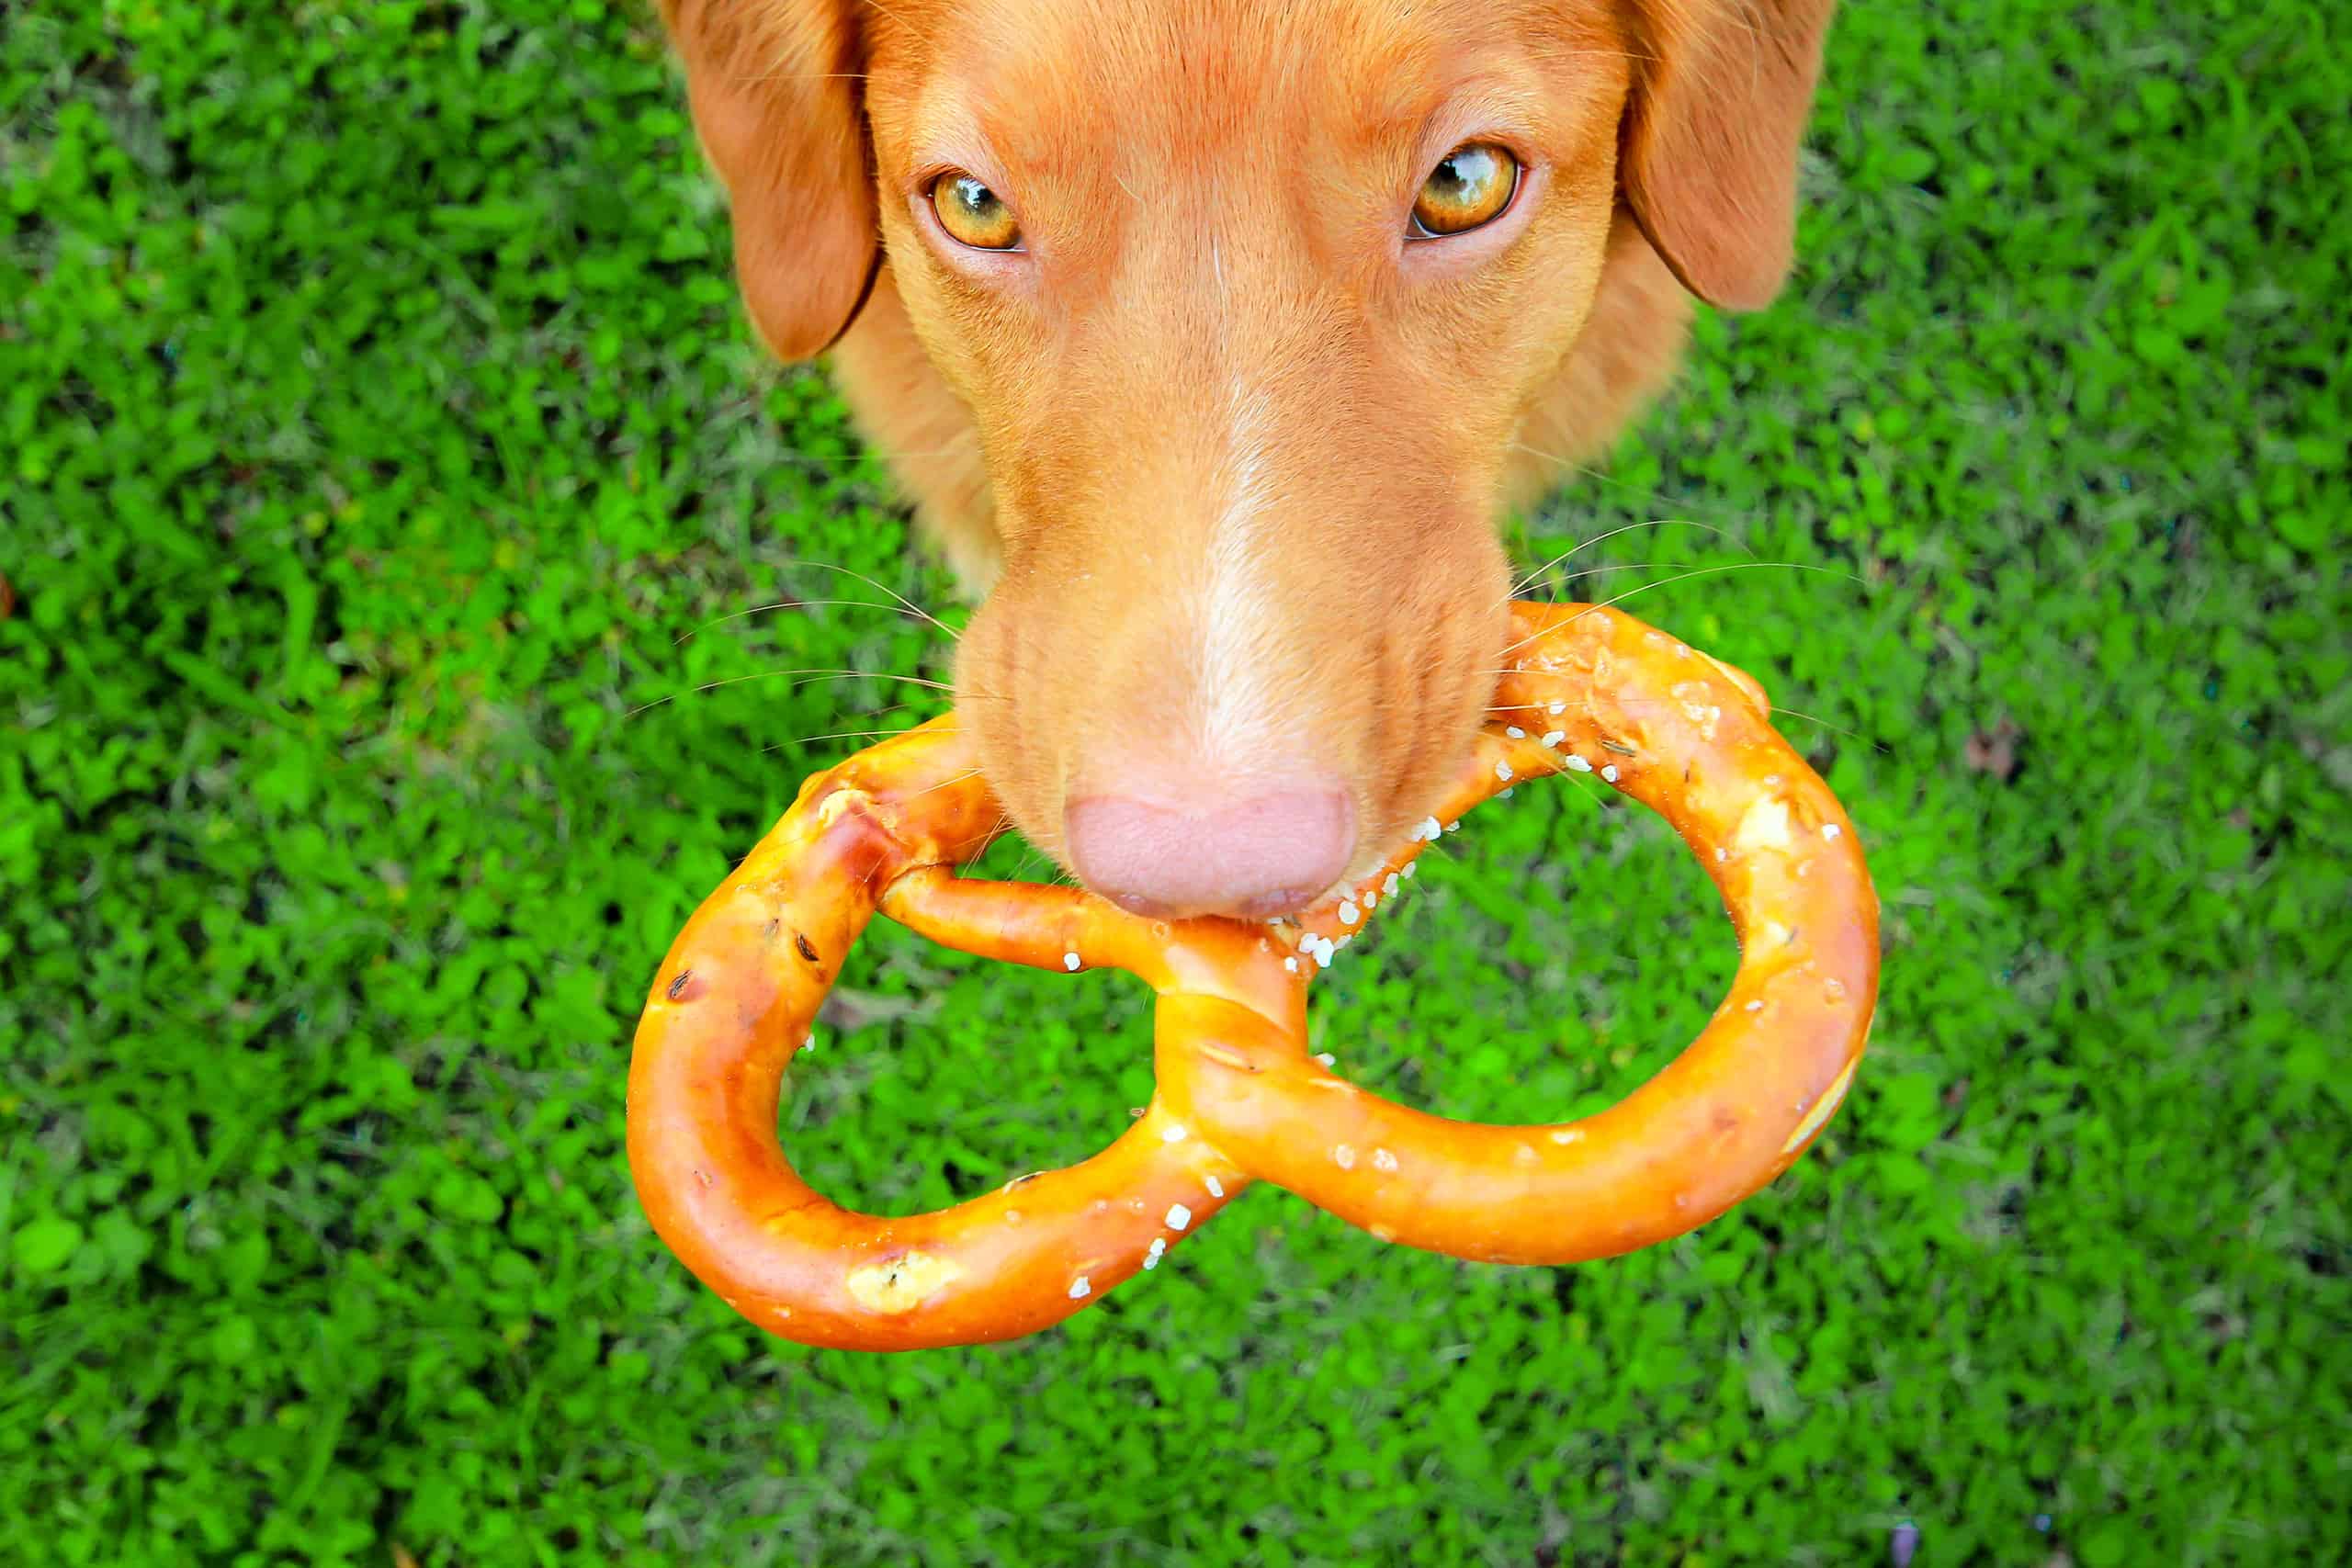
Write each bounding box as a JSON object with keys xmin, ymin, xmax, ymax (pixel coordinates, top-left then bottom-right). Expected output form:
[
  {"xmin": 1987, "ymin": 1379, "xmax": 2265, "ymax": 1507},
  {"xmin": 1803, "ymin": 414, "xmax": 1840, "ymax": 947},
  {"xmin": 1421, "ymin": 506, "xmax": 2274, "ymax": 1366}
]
[
  {"xmin": 1056, "ymin": 779, "xmax": 1361, "ymax": 921},
  {"xmin": 950, "ymin": 571, "xmax": 1514, "ymax": 922}
]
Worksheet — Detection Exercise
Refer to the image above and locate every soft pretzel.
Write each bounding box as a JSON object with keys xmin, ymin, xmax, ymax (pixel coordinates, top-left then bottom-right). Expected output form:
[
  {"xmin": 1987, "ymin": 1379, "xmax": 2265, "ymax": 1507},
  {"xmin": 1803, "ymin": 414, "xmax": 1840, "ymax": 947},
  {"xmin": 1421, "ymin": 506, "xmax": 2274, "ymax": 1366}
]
[{"xmin": 627, "ymin": 602, "xmax": 1879, "ymax": 1350}]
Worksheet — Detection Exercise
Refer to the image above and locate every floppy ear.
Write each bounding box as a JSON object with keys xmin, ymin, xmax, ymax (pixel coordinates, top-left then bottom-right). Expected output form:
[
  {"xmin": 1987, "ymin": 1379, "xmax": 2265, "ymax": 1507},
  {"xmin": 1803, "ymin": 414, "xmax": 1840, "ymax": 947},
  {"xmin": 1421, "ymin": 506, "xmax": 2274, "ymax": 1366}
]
[
  {"xmin": 1619, "ymin": 0, "xmax": 1837, "ymax": 312},
  {"xmin": 659, "ymin": 0, "xmax": 877, "ymax": 360}
]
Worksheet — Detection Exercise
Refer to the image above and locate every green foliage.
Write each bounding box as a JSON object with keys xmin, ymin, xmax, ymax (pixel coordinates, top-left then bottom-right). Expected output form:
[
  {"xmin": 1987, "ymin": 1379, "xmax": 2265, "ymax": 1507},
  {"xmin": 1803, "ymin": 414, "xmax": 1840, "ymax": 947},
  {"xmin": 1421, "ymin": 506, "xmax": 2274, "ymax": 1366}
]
[{"xmin": 4, "ymin": 1, "xmax": 2345, "ymax": 1563}]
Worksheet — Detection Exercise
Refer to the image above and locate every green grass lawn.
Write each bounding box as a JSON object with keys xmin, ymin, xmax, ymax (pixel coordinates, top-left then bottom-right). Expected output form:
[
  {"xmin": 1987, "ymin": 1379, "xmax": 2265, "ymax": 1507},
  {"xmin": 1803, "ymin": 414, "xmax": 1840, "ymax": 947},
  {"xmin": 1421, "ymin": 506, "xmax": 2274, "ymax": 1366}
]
[{"xmin": 4, "ymin": 1, "xmax": 2345, "ymax": 1562}]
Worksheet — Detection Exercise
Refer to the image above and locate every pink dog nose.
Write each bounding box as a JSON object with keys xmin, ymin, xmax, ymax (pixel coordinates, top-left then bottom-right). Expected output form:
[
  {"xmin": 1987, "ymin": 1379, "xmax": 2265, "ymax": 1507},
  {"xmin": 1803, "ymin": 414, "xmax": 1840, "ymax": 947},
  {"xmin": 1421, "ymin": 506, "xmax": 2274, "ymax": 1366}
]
[{"xmin": 1064, "ymin": 785, "xmax": 1356, "ymax": 919}]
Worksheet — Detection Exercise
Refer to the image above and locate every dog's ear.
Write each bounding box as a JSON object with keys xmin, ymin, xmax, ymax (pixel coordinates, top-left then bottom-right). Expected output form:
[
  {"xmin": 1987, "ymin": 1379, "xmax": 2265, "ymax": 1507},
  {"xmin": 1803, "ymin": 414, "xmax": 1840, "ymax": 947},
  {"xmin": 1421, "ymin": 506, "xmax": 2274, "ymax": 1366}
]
[
  {"xmin": 1620, "ymin": 0, "xmax": 1836, "ymax": 312},
  {"xmin": 660, "ymin": 0, "xmax": 876, "ymax": 360}
]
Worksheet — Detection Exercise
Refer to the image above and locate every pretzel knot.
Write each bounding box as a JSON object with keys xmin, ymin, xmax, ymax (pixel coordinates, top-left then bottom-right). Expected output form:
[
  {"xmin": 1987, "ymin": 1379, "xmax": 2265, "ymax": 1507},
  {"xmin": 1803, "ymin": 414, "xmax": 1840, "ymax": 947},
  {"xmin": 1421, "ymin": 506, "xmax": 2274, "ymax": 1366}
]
[{"xmin": 628, "ymin": 603, "xmax": 1879, "ymax": 1350}]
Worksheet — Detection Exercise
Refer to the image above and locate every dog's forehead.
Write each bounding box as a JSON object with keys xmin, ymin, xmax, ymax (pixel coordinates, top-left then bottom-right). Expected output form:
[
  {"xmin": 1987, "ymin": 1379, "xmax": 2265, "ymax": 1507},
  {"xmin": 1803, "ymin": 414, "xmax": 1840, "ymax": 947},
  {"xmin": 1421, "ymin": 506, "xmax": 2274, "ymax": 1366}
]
[{"xmin": 875, "ymin": 0, "xmax": 1590, "ymax": 176}]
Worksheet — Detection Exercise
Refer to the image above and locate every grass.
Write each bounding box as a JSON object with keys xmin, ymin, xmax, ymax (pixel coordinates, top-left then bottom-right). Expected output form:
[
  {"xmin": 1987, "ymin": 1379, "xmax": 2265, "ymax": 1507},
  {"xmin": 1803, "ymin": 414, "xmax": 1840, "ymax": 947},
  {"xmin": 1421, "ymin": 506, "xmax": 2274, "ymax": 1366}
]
[{"xmin": 3, "ymin": 1, "xmax": 2345, "ymax": 1562}]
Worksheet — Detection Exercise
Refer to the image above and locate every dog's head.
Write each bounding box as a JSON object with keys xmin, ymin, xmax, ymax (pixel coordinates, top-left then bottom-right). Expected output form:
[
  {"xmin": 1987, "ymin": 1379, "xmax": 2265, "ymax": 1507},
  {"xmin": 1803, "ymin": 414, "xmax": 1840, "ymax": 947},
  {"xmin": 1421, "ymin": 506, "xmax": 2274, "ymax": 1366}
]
[{"xmin": 662, "ymin": 0, "xmax": 1832, "ymax": 917}]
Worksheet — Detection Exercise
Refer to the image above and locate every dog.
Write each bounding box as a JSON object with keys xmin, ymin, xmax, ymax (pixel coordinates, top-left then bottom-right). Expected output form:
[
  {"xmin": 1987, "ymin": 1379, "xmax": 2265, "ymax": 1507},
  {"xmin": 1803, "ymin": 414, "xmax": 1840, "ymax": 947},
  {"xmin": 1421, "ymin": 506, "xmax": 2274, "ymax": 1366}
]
[{"xmin": 656, "ymin": 0, "xmax": 1834, "ymax": 919}]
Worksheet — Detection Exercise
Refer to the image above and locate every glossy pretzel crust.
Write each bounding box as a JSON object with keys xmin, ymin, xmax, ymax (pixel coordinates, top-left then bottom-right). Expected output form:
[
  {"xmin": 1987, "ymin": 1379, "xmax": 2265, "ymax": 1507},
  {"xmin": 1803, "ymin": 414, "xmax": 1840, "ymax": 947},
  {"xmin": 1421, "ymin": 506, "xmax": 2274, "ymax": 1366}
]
[{"xmin": 626, "ymin": 603, "xmax": 1879, "ymax": 1350}]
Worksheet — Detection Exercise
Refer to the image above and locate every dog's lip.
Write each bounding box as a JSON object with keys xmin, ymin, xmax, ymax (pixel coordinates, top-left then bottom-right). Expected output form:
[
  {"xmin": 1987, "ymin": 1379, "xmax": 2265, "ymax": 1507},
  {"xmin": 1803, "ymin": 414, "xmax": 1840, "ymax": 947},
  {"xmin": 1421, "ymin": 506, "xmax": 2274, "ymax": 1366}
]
[
  {"xmin": 1099, "ymin": 885, "xmax": 1323, "ymax": 922},
  {"xmin": 1081, "ymin": 819, "xmax": 1431, "ymax": 924},
  {"xmin": 1049, "ymin": 728, "xmax": 1486, "ymax": 925}
]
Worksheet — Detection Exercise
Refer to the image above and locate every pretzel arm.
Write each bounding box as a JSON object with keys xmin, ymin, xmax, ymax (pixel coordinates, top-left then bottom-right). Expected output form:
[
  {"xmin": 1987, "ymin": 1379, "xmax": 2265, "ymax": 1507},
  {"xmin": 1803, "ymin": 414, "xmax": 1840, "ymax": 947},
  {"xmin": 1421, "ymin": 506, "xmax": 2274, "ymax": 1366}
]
[
  {"xmin": 1288, "ymin": 726, "xmax": 1570, "ymax": 957},
  {"xmin": 1167, "ymin": 603, "xmax": 1878, "ymax": 1265},
  {"xmin": 628, "ymin": 722, "xmax": 1216, "ymax": 1350},
  {"xmin": 880, "ymin": 866, "xmax": 1163, "ymax": 979}
]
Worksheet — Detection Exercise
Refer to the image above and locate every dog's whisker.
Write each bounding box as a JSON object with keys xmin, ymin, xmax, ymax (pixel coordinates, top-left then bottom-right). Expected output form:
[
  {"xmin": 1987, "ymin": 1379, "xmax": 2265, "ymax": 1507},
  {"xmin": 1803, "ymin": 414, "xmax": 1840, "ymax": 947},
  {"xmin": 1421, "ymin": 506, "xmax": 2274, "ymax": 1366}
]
[
  {"xmin": 1505, "ymin": 440, "xmax": 1608, "ymax": 480},
  {"xmin": 762, "ymin": 441, "xmax": 975, "ymax": 469},
  {"xmin": 1493, "ymin": 561, "xmax": 1865, "ymax": 663},
  {"xmin": 1560, "ymin": 559, "xmax": 1866, "ymax": 614},
  {"xmin": 1500, "ymin": 559, "xmax": 1715, "ymax": 602},
  {"xmin": 758, "ymin": 725, "xmax": 961, "ymax": 758},
  {"xmin": 769, "ymin": 558, "xmax": 963, "ymax": 642},
  {"xmin": 948, "ymin": 822, "xmax": 1011, "ymax": 862},
  {"xmin": 902, "ymin": 766, "xmax": 986, "ymax": 801},
  {"xmin": 1506, "ymin": 520, "xmax": 1746, "ymax": 601},
  {"xmin": 675, "ymin": 598, "xmax": 954, "ymax": 647},
  {"xmin": 1002, "ymin": 829, "xmax": 1068, "ymax": 888},
  {"xmin": 659, "ymin": 414, "xmax": 974, "ymax": 477},
  {"xmin": 1766, "ymin": 706, "xmax": 1890, "ymax": 753},
  {"xmin": 1572, "ymin": 476, "xmax": 1757, "ymax": 525},
  {"xmin": 1599, "ymin": 697, "xmax": 1889, "ymax": 754},
  {"xmin": 627, "ymin": 669, "xmax": 1000, "ymax": 720},
  {"xmin": 1509, "ymin": 445, "xmax": 1763, "ymax": 527},
  {"xmin": 956, "ymin": 811, "xmax": 1017, "ymax": 878}
]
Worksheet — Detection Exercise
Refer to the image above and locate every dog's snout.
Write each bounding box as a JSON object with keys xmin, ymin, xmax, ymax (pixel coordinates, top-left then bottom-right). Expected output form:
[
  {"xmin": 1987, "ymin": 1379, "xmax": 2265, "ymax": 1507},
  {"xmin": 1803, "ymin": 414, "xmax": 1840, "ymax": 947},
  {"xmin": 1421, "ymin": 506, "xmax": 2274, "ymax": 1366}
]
[{"xmin": 1063, "ymin": 784, "xmax": 1357, "ymax": 919}]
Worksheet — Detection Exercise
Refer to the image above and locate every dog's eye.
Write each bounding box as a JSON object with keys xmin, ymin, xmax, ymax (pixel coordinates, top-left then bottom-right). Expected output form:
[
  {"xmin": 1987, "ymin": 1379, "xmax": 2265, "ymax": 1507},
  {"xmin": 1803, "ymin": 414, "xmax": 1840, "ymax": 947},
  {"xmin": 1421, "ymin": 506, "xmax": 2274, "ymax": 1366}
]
[
  {"xmin": 931, "ymin": 174, "xmax": 1023, "ymax": 252},
  {"xmin": 1411, "ymin": 143, "xmax": 1519, "ymax": 237}
]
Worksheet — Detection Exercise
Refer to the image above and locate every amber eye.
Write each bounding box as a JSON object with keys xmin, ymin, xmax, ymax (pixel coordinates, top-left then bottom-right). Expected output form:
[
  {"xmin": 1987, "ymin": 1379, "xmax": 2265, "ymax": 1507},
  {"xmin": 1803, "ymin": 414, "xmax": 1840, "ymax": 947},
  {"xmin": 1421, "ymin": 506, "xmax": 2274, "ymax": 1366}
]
[
  {"xmin": 930, "ymin": 173, "xmax": 1022, "ymax": 251},
  {"xmin": 1411, "ymin": 143, "xmax": 1519, "ymax": 237}
]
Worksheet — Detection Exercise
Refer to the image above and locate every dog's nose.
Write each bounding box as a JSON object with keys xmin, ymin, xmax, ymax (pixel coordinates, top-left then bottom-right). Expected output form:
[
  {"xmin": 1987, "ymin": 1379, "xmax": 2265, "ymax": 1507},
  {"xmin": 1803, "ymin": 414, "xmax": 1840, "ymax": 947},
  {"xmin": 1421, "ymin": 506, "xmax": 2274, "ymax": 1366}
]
[{"xmin": 1063, "ymin": 784, "xmax": 1356, "ymax": 919}]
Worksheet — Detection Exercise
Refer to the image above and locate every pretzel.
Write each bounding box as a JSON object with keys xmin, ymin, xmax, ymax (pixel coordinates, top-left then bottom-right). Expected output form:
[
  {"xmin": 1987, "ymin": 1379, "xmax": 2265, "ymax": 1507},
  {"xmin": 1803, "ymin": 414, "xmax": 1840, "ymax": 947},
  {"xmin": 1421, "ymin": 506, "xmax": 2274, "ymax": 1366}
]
[{"xmin": 627, "ymin": 602, "xmax": 1879, "ymax": 1350}]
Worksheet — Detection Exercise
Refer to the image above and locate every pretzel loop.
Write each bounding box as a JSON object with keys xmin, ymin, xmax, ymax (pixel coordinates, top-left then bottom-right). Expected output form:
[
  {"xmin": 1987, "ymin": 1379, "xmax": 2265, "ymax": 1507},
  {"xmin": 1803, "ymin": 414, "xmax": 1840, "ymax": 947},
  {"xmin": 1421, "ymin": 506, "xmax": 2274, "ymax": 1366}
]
[
  {"xmin": 627, "ymin": 604, "xmax": 1879, "ymax": 1349},
  {"xmin": 1159, "ymin": 602, "xmax": 1878, "ymax": 1264},
  {"xmin": 625, "ymin": 723, "xmax": 1236, "ymax": 1351}
]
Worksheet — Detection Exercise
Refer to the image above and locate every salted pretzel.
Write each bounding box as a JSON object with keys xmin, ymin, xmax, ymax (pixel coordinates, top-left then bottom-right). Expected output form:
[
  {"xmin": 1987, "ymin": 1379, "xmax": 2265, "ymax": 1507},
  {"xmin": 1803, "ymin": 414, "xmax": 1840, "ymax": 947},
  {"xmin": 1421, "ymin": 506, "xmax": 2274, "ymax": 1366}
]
[{"xmin": 627, "ymin": 602, "xmax": 1879, "ymax": 1351}]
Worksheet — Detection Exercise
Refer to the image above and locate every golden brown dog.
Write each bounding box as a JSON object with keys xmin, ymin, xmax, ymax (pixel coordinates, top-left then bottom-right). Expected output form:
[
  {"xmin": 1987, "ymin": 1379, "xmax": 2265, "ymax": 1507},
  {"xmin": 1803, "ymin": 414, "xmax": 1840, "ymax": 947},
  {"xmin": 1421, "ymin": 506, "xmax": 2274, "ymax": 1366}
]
[{"xmin": 658, "ymin": 0, "xmax": 1835, "ymax": 919}]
